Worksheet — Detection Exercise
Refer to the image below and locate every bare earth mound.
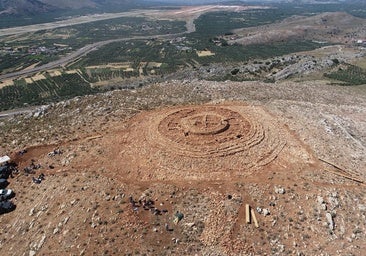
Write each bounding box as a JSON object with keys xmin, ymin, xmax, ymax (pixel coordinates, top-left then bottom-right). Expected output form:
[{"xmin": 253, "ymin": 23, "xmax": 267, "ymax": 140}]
[
  {"xmin": 0, "ymin": 80, "xmax": 366, "ymax": 255},
  {"xmin": 108, "ymin": 103, "xmax": 310, "ymax": 182}
]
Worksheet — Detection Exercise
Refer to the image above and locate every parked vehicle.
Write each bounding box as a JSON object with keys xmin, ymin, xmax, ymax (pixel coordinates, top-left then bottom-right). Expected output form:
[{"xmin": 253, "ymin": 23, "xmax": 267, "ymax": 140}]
[
  {"xmin": 0, "ymin": 165, "xmax": 11, "ymax": 179},
  {"xmin": 0, "ymin": 178, "xmax": 9, "ymax": 189},
  {"xmin": 0, "ymin": 189, "xmax": 15, "ymax": 201},
  {"xmin": 0, "ymin": 200, "xmax": 16, "ymax": 214}
]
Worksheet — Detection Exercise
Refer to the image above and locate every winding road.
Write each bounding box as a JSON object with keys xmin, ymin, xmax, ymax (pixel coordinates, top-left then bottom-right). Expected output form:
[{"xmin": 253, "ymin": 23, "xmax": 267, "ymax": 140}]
[
  {"xmin": 0, "ymin": 4, "xmax": 257, "ymax": 82},
  {"xmin": 0, "ymin": 7, "xmax": 203, "ymax": 82},
  {"xmin": 0, "ymin": 33, "xmax": 183, "ymax": 81}
]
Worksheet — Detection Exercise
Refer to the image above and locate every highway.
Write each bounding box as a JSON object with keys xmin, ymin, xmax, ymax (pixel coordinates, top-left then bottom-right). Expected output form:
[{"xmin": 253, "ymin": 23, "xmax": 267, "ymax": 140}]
[
  {"xmin": 0, "ymin": 4, "xmax": 261, "ymax": 82},
  {"xmin": 0, "ymin": 33, "xmax": 183, "ymax": 81}
]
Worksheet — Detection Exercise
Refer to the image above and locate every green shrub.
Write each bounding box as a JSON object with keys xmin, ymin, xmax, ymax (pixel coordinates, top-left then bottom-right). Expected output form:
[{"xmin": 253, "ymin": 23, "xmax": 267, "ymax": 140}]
[{"xmin": 324, "ymin": 64, "xmax": 366, "ymax": 85}]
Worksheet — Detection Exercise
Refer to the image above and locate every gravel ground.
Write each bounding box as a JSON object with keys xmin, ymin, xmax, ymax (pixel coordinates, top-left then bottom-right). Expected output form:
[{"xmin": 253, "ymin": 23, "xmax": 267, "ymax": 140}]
[{"xmin": 0, "ymin": 79, "xmax": 366, "ymax": 255}]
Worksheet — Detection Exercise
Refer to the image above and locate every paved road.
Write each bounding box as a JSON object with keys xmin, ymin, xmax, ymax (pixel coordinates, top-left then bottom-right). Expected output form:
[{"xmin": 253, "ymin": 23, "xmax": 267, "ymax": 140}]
[
  {"xmin": 0, "ymin": 12, "xmax": 146, "ymax": 37},
  {"xmin": 0, "ymin": 32, "xmax": 184, "ymax": 81},
  {"xmin": 0, "ymin": 15, "xmax": 193, "ymax": 117},
  {"xmin": 0, "ymin": 32, "xmax": 187, "ymax": 117},
  {"xmin": 0, "ymin": 106, "xmax": 37, "ymax": 119},
  {"xmin": 0, "ymin": 5, "xmax": 261, "ymax": 82}
]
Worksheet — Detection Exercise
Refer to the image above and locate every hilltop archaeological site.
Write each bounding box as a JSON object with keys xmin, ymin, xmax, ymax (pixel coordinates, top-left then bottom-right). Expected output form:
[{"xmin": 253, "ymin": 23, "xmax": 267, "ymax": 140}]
[
  {"xmin": 1, "ymin": 2, "xmax": 366, "ymax": 255},
  {"xmin": 0, "ymin": 79, "xmax": 365, "ymax": 255}
]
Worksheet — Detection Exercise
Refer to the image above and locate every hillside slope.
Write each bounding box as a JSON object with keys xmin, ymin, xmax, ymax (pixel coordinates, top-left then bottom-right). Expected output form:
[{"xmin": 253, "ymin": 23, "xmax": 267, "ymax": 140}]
[
  {"xmin": 0, "ymin": 0, "xmax": 55, "ymax": 16},
  {"xmin": 230, "ymin": 12, "xmax": 366, "ymax": 46},
  {"xmin": 0, "ymin": 0, "xmax": 136, "ymax": 16},
  {"xmin": 0, "ymin": 79, "xmax": 366, "ymax": 255}
]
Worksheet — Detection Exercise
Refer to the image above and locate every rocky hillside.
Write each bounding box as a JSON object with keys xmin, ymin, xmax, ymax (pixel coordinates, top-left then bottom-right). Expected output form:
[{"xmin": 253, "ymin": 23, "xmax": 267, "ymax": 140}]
[
  {"xmin": 229, "ymin": 12, "xmax": 366, "ymax": 46},
  {"xmin": 0, "ymin": 79, "xmax": 366, "ymax": 255},
  {"xmin": 0, "ymin": 0, "xmax": 55, "ymax": 16},
  {"xmin": 0, "ymin": 0, "xmax": 136, "ymax": 16}
]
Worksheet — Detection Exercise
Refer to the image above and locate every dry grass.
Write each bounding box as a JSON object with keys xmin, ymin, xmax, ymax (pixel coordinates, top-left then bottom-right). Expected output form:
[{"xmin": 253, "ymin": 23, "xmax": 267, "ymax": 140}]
[
  {"xmin": 196, "ymin": 50, "xmax": 215, "ymax": 57},
  {"xmin": 0, "ymin": 79, "xmax": 14, "ymax": 88},
  {"xmin": 48, "ymin": 70, "xmax": 62, "ymax": 77},
  {"xmin": 32, "ymin": 74, "xmax": 46, "ymax": 81},
  {"xmin": 24, "ymin": 78, "xmax": 33, "ymax": 84},
  {"xmin": 351, "ymin": 56, "xmax": 366, "ymax": 69}
]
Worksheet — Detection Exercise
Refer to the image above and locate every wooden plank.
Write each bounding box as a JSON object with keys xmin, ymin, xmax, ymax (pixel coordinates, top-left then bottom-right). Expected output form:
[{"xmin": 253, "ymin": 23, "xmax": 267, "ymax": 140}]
[
  {"xmin": 85, "ymin": 135, "xmax": 103, "ymax": 141},
  {"xmin": 246, "ymin": 204, "xmax": 251, "ymax": 224},
  {"xmin": 251, "ymin": 209, "xmax": 259, "ymax": 228},
  {"xmin": 318, "ymin": 158, "xmax": 364, "ymax": 184},
  {"xmin": 319, "ymin": 158, "xmax": 348, "ymax": 171},
  {"xmin": 324, "ymin": 169, "xmax": 364, "ymax": 184}
]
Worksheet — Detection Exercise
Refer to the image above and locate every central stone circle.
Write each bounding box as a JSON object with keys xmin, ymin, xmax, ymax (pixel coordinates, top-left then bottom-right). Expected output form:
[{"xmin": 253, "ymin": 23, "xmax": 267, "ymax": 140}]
[
  {"xmin": 120, "ymin": 103, "xmax": 289, "ymax": 180},
  {"xmin": 148, "ymin": 105, "xmax": 273, "ymax": 158},
  {"xmin": 180, "ymin": 112, "xmax": 229, "ymax": 135}
]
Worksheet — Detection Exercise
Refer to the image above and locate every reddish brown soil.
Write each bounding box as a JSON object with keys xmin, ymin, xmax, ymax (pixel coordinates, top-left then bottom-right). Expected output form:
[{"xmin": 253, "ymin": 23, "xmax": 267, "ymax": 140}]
[{"xmin": 1, "ymin": 81, "xmax": 366, "ymax": 255}]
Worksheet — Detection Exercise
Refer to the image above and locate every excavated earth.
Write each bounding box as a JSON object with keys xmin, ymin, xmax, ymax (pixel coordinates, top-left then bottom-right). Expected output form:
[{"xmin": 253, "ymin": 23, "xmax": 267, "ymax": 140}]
[{"xmin": 0, "ymin": 80, "xmax": 366, "ymax": 255}]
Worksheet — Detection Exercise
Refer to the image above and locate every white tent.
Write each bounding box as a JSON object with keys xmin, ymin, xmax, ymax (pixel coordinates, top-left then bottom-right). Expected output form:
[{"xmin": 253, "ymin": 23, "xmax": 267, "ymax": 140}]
[{"xmin": 0, "ymin": 155, "xmax": 10, "ymax": 164}]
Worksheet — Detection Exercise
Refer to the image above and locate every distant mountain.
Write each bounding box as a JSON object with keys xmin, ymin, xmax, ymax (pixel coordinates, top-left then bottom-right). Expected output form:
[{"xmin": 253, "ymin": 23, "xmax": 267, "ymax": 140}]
[
  {"xmin": 0, "ymin": 0, "xmax": 55, "ymax": 16},
  {"xmin": 1, "ymin": 0, "xmax": 364, "ymax": 18},
  {"xmin": 38, "ymin": 0, "xmax": 97, "ymax": 9},
  {"xmin": 0, "ymin": 0, "xmax": 136, "ymax": 16}
]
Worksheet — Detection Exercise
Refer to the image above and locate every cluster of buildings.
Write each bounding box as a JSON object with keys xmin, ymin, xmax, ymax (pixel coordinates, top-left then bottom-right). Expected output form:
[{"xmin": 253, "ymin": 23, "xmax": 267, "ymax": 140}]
[
  {"xmin": 0, "ymin": 44, "xmax": 69, "ymax": 55},
  {"xmin": 356, "ymin": 39, "xmax": 366, "ymax": 46}
]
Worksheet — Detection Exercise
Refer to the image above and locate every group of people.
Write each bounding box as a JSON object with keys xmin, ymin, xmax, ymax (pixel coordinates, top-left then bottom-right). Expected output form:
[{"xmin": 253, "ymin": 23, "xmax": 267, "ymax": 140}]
[
  {"xmin": 128, "ymin": 195, "xmax": 179, "ymax": 232},
  {"xmin": 24, "ymin": 160, "xmax": 41, "ymax": 174},
  {"xmin": 16, "ymin": 151, "xmax": 45, "ymax": 184},
  {"xmin": 32, "ymin": 173, "xmax": 45, "ymax": 184},
  {"xmin": 129, "ymin": 195, "xmax": 168, "ymax": 216}
]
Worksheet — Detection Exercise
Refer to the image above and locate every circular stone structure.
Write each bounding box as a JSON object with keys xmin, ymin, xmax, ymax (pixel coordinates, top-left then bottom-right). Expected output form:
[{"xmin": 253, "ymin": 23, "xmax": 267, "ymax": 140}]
[
  {"xmin": 117, "ymin": 103, "xmax": 288, "ymax": 181},
  {"xmin": 180, "ymin": 112, "xmax": 230, "ymax": 136},
  {"xmin": 153, "ymin": 106, "xmax": 262, "ymax": 158}
]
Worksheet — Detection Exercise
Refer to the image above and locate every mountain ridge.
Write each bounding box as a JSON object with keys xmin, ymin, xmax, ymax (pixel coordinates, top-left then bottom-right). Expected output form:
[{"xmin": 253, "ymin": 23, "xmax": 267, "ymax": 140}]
[{"xmin": 0, "ymin": 0, "xmax": 137, "ymax": 16}]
